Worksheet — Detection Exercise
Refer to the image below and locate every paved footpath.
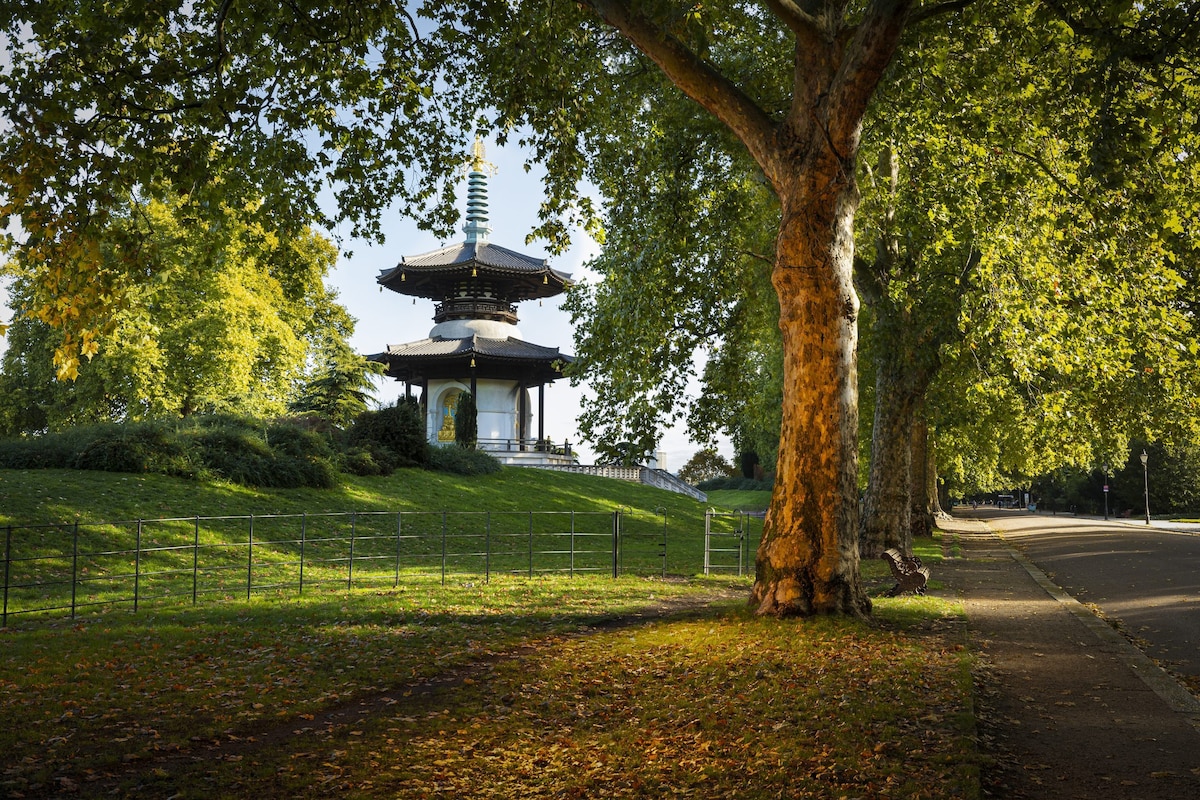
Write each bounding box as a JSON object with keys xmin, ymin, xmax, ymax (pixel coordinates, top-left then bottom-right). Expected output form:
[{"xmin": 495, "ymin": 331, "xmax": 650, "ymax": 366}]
[{"xmin": 933, "ymin": 514, "xmax": 1200, "ymax": 799}]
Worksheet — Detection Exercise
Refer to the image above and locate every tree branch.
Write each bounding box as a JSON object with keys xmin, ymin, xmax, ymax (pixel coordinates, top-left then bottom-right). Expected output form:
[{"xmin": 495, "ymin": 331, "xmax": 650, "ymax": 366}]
[
  {"xmin": 1010, "ymin": 147, "xmax": 1088, "ymax": 205},
  {"xmin": 908, "ymin": 0, "xmax": 976, "ymax": 27},
  {"xmin": 760, "ymin": 0, "xmax": 824, "ymax": 38},
  {"xmin": 584, "ymin": 0, "xmax": 778, "ymax": 179},
  {"xmin": 828, "ymin": 0, "xmax": 913, "ymax": 148}
]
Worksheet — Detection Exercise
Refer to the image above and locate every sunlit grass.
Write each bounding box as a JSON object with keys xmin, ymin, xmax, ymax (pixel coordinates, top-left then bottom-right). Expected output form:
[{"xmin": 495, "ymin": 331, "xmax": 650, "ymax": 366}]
[{"xmin": 0, "ymin": 573, "xmax": 976, "ymax": 799}]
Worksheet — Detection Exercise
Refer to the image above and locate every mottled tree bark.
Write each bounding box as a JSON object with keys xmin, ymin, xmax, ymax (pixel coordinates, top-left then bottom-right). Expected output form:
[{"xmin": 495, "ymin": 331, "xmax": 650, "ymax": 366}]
[
  {"xmin": 750, "ymin": 161, "xmax": 872, "ymax": 618},
  {"xmin": 908, "ymin": 404, "xmax": 935, "ymax": 540},
  {"xmin": 859, "ymin": 347, "xmax": 916, "ymax": 558}
]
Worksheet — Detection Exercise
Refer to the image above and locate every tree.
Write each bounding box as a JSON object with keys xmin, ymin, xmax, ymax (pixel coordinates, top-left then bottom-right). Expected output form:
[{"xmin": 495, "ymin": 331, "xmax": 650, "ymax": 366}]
[
  {"xmin": 924, "ymin": 5, "xmax": 1200, "ymax": 500},
  {"xmin": 0, "ymin": 196, "xmax": 350, "ymax": 430},
  {"xmin": 678, "ymin": 448, "xmax": 734, "ymax": 486},
  {"xmin": 453, "ymin": 391, "xmax": 478, "ymax": 450},
  {"xmin": 290, "ymin": 341, "xmax": 387, "ymax": 429}
]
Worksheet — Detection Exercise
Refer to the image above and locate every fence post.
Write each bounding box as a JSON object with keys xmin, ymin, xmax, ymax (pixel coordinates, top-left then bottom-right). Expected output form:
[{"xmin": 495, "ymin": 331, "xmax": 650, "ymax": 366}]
[
  {"xmin": 393, "ymin": 512, "xmax": 402, "ymax": 588},
  {"xmin": 611, "ymin": 510, "xmax": 620, "ymax": 579},
  {"xmin": 739, "ymin": 513, "xmax": 747, "ymax": 577},
  {"xmin": 347, "ymin": 511, "xmax": 357, "ymax": 590},
  {"xmin": 703, "ymin": 512, "xmax": 711, "ymax": 576},
  {"xmin": 192, "ymin": 516, "xmax": 200, "ymax": 605},
  {"xmin": 569, "ymin": 511, "xmax": 575, "ymax": 578},
  {"xmin": 657, "ymin": 507, "xmax": 667, "ymax": 579},
  {"xmin": 134, "ymin": 519, "xmax": 142, "ymax": 612},
  {"xmin": 485, "ymin": 511, "xmax": 491, "ymax": 584},
  {"xmin": 528, "ymin": 511, "xmax": 534, "ymax": 578},
  {"xmin": 2, "ymin": 525, "xmax": 11, "ymax": 627},
  {"xmin": 440, "ymin": 511, "xmax": 447, "ymax": 586},
  {"xmin": 246, "ymin": 515, "xmax": 254, "ymax": 601},
  {"xmin": 299, "ymin": 513, "xmax": 307, "ymax": 595}
]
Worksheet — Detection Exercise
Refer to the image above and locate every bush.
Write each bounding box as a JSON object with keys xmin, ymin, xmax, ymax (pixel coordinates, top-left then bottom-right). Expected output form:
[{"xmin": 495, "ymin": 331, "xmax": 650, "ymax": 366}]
[
  {"xmin": 697, "ymin": 475, "xmax": 774, "ymax": 492},
  {"xmin": 187, "ymin": 417, "xmax": 337, "ymax": 489},
  {"xmin": 346, "ymin": 400, "xmax": 428, "ymax": 472},
  {"xmin": 427, "ymin": 444, "xmax": 501, "ymax": 476},
  {"xmin": 0, "ymin": 434, "xmax": 76, "ymax": 469},
  {"xmin": 339, "ymin": 446, "xmax": 390, "ymax": 477},
  {"xmin": 73, "ymin": 430, "xmax": 150, "ymax": 473}
]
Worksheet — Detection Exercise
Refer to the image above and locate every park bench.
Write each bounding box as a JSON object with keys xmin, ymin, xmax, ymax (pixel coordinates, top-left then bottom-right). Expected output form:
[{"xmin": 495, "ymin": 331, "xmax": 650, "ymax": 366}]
[{"xmin": 881, "ymin": 548, "xmax": 929, "ymax": 596}]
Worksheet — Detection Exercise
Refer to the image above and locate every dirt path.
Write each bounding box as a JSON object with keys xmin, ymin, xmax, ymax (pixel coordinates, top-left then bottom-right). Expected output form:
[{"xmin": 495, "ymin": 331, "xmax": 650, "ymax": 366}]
[{"xmin": 935, "ymin": 514, "xmax": 1200, "ymax": 799}]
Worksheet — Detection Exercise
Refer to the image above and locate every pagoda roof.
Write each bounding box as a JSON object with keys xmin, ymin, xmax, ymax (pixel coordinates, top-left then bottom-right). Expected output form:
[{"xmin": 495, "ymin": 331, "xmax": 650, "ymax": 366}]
[
  {"xmin": 377, "ymin": 241, "xmax": 572, "ymax": 301},
  {"xmin": 369, "ymin": 335, "xmax": 573, "ymax": 384}
]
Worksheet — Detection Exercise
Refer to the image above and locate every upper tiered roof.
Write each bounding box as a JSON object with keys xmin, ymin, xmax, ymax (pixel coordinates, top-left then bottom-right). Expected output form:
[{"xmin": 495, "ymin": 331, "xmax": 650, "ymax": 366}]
[
  {"xmin": 376, "ymin": 241, "xmax": 571, "ymax": 303},
  {"xmin": 376, "ymin": 140, "xmax": 571, "ymax": 305}
]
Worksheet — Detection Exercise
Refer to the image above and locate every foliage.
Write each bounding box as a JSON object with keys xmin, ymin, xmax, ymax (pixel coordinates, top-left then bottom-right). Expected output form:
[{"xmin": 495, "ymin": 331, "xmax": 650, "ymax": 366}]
[
  {"xmin": 0, "ymin": 579, "xmax": 974, "ymax": 799},
  {"xmin": 562, "ymin": 83, "xmax": 783, "ymax": 464},
  {"xmin": 698, "ymin": 476, "xmax": 774, "ymax": 493},
  {"xmin": 344, "ymin": 400, "xmax": 429, "ymax": 474},
  {"xmin": 677, "ymin": 448, "xmax": 733, "ymax": 486},
  {"xmin": 0, "ymin": 197, "xmax": 351, "ymax": 431},
  {"xmin": 453, "ymin": 391, "xmax": 478, "ymax": 449},
  {"xmin": 923, "ymin": 5, "xmax": 1200, "ymax": 495},
  {"xmin": 427, "ymin": 442, "xmax": 501, "ymax": 476},
  {"xmin": 0, "ymin": 415, "xmax": 338, "ymax": 488},
  {"xmin": 0, "ymin": 2, "xmax": 466, "ymax": 377},
  {"xmin": 1054, "ymin": 440, "xmax": 1200, "ymax": 518},
  {"xmin": 290, "ymin": 341, "xmax": 386, "ymax": 429}
]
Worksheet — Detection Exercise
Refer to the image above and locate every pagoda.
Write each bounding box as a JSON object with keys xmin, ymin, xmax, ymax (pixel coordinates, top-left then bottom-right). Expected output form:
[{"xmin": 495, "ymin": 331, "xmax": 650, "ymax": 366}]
[{"xmin": 371, "ymin": 143, "xmax": 576, "ymax": 465}]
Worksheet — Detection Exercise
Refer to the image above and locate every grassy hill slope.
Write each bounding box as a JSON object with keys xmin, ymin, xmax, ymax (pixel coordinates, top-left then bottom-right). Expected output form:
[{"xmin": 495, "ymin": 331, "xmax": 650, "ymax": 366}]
[{"xmin": 0, "ymin": 466, "xmax": 711, "ymax": 526}]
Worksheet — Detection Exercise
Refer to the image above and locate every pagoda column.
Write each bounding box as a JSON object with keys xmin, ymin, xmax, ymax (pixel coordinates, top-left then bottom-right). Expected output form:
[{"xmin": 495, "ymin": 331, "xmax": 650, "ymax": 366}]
[
  {"xmin": 538, "ymin": 384, "xmax": 545, "ymax": 443},
  {"xmin": 518, "ymin": 383, "xmax": 527, "ymax": 450}
]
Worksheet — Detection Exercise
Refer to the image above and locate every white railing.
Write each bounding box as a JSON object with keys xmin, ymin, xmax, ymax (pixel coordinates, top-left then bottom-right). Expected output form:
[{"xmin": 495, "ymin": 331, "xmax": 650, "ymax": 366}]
[{"xmin": 533, "ymin": 464, "xmax": 706, "ymax": 502}]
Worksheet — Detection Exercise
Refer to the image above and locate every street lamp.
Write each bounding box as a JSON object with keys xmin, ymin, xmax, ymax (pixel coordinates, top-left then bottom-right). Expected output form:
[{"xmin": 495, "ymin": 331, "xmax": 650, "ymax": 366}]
[
  {"xmin": 1140, "ymin": 450, "xmax": 1151, "ymax": 525},
  {"xmin": 1102, "ymin": 463, "xmax": 1110, "ymax": 521}
]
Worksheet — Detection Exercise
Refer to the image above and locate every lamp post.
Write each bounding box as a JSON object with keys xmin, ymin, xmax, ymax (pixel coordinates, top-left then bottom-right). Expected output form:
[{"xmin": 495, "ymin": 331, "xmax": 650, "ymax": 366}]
[
  {"xmin": 1140, "ymin": 450, "xmax": 1151, "ymax": 525},
  {"xmin": 1102, "ymin": 464, "xmax": 1110, "ymax": 521}
]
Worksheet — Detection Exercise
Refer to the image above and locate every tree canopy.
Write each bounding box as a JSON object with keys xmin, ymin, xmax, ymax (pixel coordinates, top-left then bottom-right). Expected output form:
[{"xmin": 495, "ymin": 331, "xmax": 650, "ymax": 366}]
[{"xmin": 0, "ymin": 195, "xmax": 351, "ymax": 431}]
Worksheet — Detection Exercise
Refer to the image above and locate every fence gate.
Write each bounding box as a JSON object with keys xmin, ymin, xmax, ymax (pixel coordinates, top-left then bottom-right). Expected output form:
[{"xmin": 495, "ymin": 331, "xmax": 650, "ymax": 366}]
[
  {"xmin": 704, "ymin": 511, "xmax": 755, "ymax": 576},
  {"xmin": 615, "ymin": 507, "xmax": 668, "ymax": 577}
]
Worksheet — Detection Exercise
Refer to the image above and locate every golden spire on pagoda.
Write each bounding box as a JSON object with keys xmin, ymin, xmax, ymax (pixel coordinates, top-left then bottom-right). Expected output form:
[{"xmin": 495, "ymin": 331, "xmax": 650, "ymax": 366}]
[{"xmin": 467, "ymin": 136, "xmax": 497, "ymax": 176}]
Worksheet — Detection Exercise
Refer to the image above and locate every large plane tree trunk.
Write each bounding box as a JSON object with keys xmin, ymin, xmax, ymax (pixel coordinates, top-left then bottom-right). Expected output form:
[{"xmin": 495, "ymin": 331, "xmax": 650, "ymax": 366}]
[
  {"xmin": 859, "ymin": 345, "xmax": 918, "ymax": 558},
  {"xmin": 908, "ymin": 401, "xmax": 936, "ymax": 539},
  {"xmin": 593, "ymin": 0, "xmax": 912, "ymax": 617},
  {"xmin": 750, "ymin": 160, "xmax": 872, "ymax": 618}
]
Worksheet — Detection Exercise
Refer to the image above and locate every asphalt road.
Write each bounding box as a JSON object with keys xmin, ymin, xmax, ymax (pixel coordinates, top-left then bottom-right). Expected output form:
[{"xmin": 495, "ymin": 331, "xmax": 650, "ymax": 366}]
[{"xmin": 964, "ymin": 508, "xmax": 1200, "ymax": 685}]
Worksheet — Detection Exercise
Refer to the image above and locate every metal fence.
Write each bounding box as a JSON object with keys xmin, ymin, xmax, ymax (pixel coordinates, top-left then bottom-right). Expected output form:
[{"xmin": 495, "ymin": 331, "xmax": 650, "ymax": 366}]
[
  {"xmin": 1, "ymin": 509, "xmax": 762, "ymax": 624},
  {"xmin": 703, "ymin": 511, "xmax": 757, "ymax": 575}
]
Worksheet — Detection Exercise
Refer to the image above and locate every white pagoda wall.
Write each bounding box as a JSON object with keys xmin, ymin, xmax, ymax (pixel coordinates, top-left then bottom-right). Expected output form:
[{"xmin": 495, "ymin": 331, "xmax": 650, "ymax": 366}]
[{"xmin": 426, "ymin": 378, "xmax": 533, "ymax": 446}]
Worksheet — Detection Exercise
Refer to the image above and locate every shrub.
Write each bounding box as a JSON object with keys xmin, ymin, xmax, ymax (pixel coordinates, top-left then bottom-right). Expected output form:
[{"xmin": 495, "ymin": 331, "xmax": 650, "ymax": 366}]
[
  {"xmin": 454, "ymin": 391, "xmax": 477, "ymax": 449},
  {"xmin": 186, "ymin": 417, "xmax": 337, "ymax": 489},
  {"xmin": 0, "ymin": 434, "xmax": 76, "ymax": 469},
  {"xmin": 339, "ymin": 446, "xmax": 390, "ymax": 476},
  {"xmin": 427, "ymin": 444, "xmax": 501, "ymax": 476},
  {"xmin": 346, "ymin": 400, "xmax": 428, "ymax": 471},
  {"xmin": 697, "ymin": 475, "xmax": 774, "ymax": 492}
]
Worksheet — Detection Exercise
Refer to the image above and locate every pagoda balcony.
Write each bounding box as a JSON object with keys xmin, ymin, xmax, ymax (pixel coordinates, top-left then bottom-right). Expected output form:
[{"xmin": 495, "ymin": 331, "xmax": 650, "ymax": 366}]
[{"xmin": 434, "ymin": 298, "xmax": 519, "ymax": 324}]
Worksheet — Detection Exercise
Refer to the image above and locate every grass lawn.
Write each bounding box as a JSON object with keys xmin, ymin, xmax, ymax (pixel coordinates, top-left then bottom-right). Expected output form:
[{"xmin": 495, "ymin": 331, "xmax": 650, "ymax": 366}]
[
  {"xmin": 705, "ymin": 488, "xmax": 772, "ymax": 512},
  {"xmin": 1, "ymin": 467, "xmax": 977, "ymax": 798},
  {"xmin": 1, "ymin": 571, "xmax": 975, "ymax": 799}
]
